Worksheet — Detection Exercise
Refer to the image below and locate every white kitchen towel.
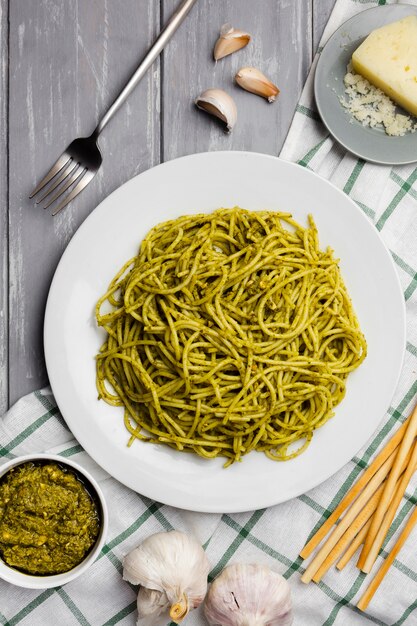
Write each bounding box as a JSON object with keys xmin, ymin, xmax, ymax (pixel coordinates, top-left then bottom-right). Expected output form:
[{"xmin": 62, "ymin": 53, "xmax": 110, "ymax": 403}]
[{"xmin": 2, "ymin": 1, "xmax": 417, "ymax": 624}]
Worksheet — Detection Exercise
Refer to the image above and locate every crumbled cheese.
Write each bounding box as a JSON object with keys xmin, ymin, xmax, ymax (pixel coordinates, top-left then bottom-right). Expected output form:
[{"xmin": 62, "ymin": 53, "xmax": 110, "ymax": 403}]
[{"xmin": 340, "ymin": 63, "xmax": 417, "ymax": 136}]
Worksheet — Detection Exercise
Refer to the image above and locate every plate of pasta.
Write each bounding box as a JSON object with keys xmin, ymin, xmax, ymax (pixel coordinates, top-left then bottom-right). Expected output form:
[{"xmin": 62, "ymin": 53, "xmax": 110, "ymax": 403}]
[{"xmin": 44, "ymin": 151, "xmax": 405, "ymax": 512}]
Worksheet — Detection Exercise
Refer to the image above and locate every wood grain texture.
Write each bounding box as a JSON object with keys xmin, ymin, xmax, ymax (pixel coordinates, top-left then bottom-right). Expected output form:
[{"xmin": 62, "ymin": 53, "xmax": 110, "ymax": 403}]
[
  {"xmin": 313, "ymin": 0, "xmax": 336, "ymax": 49},
  {"xmin": 0, "ymin": 0, "xmax": 8, "ymax": 415},
  {"xmin": 7, "ymin": 0, "xmax": 160, "ymax": 405},
  {"xmin": 162, "ymin": 0, "xmax": 313, "ymax": 159}
]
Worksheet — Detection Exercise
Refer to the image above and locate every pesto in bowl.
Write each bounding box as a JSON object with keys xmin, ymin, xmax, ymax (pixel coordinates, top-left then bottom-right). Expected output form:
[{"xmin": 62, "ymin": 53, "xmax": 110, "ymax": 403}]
[{"xmin": 0, "ymin": 461, "xmax": 101, "ymax": 576}]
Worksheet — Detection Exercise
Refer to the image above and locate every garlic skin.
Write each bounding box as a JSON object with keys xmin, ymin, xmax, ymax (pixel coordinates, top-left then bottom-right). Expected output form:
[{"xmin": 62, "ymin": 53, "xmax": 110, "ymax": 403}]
[
  {"xmin": 137, "ymin": 587, "xmax": 169, "ymax": 624},
  {"xmin": 235, "ymin": 67, "xmax": 280, "ymax": 103},
  {"xmin": 204, "ymin": 563, "xmax": 293, "ymax": 626},
  {"xmin": 195, "ymin": 89, "xmax": 237, "ymax": 132},
  {"xmin": 214, "ymin": 24, "xmax": 251, "ymax": 61},
  {"xmin": 123, "ymin": 530, "xmax": 210, "ymax": 625}
]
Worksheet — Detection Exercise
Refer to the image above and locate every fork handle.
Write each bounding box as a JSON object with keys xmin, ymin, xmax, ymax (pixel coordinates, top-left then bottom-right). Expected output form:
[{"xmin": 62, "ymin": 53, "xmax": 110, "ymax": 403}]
[{"xmin": 94, "ymin": 0, "xmax": 197, "ymax": 136}]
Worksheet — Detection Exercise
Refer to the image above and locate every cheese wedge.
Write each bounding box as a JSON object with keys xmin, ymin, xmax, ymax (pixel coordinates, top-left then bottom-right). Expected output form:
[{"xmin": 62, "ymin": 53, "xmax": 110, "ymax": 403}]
[{"xmin": 352, "ymin": 15, "xmax": 417, "ymax": 117}]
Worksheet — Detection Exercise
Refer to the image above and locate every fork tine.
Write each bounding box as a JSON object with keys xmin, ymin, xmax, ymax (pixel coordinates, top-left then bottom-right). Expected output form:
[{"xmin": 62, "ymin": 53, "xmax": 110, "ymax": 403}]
[
  {"xmin": 43, "ymin": 167, "xmax": 85, "ymax": 209},
  {"xmin": 35, "ymin": 160, "xmax": 78, "ymax": 204},
  {"xmin": 29, "ymin": 153, "xmax": 71, "ymax": 198},
  {"xmin": 52, "ymin": 170, "xmax": 94, "ymax": 216}
]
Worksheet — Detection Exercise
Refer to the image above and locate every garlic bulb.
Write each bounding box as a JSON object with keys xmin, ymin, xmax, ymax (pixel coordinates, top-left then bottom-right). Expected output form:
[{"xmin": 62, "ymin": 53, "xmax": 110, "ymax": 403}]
[
  {"xmin": 123, "ymin": 530, "xmax": 210, "ymax": 625},
  {"xmin": 214, "ymin": 24, "xmax": 251, "ymax": 61},
  {"xmin": 235, "ymin": 67, "xmax": 280, "ymax": 102},
  {"xmin": 195, "ymin": 89, "xmax": 237, "ymax": 132},
  {"xmin": 204, "ymin": 563, "xmax": 293, "ymax": 626}
]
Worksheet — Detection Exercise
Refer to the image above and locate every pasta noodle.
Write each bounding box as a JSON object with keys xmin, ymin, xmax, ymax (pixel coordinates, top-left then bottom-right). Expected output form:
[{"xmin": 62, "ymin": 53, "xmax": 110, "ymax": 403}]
[{"xmin": 95, "ymin": 208, "xmax": 366, "ymax": 466}]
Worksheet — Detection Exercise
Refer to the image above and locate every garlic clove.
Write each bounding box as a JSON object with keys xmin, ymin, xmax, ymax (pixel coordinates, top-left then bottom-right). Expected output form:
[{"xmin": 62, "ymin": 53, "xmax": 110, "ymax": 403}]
[
  {"xmin": 214, "ymin": 24, "xmax": 251, "ymax": 61},
  {"xmin": 204, "ymin": 563, "xmax": 293, "ymax": 626},
  {"xmin": 195, "ymin": 89, "xmax": 237, "ymax": 132},
  {"xmin": 235, "ymin": 67, "xmax": 280, "ymax": 103}
]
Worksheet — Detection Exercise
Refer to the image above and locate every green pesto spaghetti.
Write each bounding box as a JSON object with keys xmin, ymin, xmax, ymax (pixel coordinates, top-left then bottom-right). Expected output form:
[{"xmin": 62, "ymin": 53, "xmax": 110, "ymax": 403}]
[{"xmin": 95, "ymin": 208, "xmax": 366, "ymax": 466}]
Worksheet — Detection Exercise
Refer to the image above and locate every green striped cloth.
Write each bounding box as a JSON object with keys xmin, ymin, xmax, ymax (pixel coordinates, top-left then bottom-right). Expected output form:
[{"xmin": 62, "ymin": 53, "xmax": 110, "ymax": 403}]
[{"xmin": 2, "ymin": 0, "xmax": 417, "ymax": 623}]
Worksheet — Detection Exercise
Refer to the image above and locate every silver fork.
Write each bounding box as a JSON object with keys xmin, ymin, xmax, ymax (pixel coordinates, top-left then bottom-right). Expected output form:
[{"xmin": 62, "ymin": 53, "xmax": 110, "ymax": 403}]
[{"xmin": 30, "ymin": 0, "xmax": 197, "ymax": 216}]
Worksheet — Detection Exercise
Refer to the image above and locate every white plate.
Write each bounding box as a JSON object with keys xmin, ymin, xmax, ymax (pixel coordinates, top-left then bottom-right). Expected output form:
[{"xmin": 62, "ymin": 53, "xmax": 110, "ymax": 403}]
[{"xmin": 44, "ymin": 152, "xmax": 405, "ymax": 513}]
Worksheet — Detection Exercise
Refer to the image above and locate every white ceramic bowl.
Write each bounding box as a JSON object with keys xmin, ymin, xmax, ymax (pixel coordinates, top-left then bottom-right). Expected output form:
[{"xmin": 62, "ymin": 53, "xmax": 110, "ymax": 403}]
[{"xmin": 0, "ymin": 453, "xmax": 108, "ymax": 589}]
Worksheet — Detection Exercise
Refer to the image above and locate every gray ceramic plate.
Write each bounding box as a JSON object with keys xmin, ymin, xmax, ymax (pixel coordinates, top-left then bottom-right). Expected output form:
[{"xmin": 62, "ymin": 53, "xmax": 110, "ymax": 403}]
[{"xmin": 314, "ymin": 4, "xmax": 417, "ymax": 165}]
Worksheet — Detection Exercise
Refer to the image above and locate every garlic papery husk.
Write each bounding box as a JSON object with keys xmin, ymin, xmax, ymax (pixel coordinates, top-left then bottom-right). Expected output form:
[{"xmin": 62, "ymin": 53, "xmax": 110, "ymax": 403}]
[
  {"xmin": 214, "ymin": 24, "xmax": 251, "ymax": 61},
  {"xmin": 235, "ymin": 67, "xmax": 280, "ymax": 103},
  {"xmin": 195, "ymin": 89, "xmax": 237, "ymax": 132},
  {"xmin": 123, "ymin": 530, "xmax": 210, "ymax": 624},
  {"xmin": 137, "ymin": 587, "xmax": 170, "ymax": 626},
  {"xmin": 204, "ymin": 563, "xmax": 293, "ymax": 626}
]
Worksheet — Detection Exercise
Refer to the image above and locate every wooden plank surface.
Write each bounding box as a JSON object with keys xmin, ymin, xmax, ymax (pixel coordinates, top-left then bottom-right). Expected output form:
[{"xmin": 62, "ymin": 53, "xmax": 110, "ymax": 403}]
[
  {"xmin": 7, "ymin": 0, "xmax": 160, "ymax": 405},
  {"xmin": 0, "ymin": 0, "xmax": 8, "ymax": 415},
  {"xmin": 2, "ymin": 0, "xmax": 337, "ymax": 410},
  {"xmin": 313, "ymin": 0, "xmax": 337, "ymax": 49},
  {"xmin": 162, "ymin": 0, "xmax": 313, "ymax": 158}
]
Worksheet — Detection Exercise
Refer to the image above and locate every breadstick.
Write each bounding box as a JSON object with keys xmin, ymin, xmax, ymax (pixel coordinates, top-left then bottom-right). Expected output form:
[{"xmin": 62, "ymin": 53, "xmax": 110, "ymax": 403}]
[
  {"xmin": 300, "ymin": 419, "xmax": 408, "ymax": 560},
  {"xmin": 360, "ymin": 404, "xmax": 417, "ymax": 573},
  {"xmin": 302, "ymin": 443, "xmax": 414, "ymax": 583},
  {"xmin": 358, "ymin": 438, "xmax": 417, "ymax": 573},
  {"xmin": 312, "ymin": 483, "xmax": 384, "ymax": 583},
  {"xmin": 301, "ymin": 454, "xmax": 394, "ymax": 583},
  {"xmin": 357, "ymin": 505, "xmax": 417, "ymax": 611},
  {"xmin": 337, "ymin": 519, "xmax": 371, "ymax": 571},
  {"xmin": 338, "ymin": 447, "xmax": 416, "ymax": 572}
]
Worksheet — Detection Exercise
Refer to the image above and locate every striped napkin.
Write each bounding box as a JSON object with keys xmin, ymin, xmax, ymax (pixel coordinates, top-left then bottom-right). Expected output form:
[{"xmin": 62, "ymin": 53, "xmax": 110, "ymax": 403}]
[{"xmin": 2, "ymin": 1, "xmax": 417, "ymax": 624}]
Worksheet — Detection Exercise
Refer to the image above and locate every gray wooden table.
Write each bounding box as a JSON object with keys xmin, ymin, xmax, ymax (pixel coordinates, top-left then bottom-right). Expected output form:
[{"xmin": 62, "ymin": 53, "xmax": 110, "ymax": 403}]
[{"xmin": 0, "ymin": 0, "xmax": 335, "ymax": 413}]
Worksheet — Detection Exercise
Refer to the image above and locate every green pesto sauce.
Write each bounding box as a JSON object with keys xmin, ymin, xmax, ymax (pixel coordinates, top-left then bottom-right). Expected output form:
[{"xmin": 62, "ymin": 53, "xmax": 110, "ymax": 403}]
[{"xmin": 0, "ymin": 462, "xmax": 100, "ymax": 575}]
